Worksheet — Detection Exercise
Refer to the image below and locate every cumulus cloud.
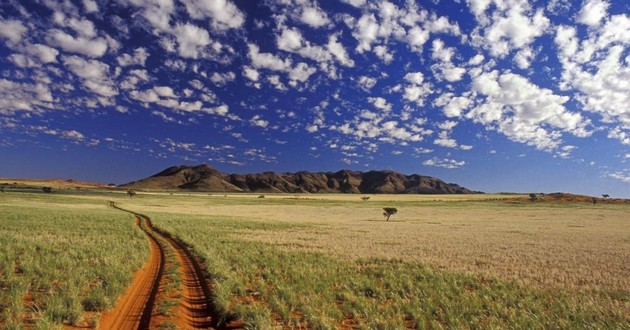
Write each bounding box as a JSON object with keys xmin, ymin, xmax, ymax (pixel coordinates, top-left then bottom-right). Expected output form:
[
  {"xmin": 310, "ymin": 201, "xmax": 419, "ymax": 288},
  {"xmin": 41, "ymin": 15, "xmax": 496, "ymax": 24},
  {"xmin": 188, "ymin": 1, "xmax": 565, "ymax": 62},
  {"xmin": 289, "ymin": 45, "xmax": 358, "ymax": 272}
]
[
  {"xmin": 250, "ymin": 115, "xmax": 269, "ymax": 128},
  {"xmin": 171, "ymin": 23, "xmax": 211, "ymax": 59},
  {"xmin": 0, "ymin": 79, "xmax": 54, "ymax": 114},
  {"xmin": 357, "ymin": 75, "xmax": 377, "ymax": 90},
  {"xmin": 300, "ymin": 5, "xmax": 330, "ymax": 28},
  {"xmin": 63, "ymin": 55, "xmax": 118, "ymax": 97},
  {"xmin": 181, "ymin": 0, "xmax": 245, "ymax": 30},
  {"xmin": 47, "ymin": 29, "xmax": 108, "ymax": 57},
  {"xmin": 0, "ymin": 19, "xmax": 28, "ymax": 45},
  {"xmin": 576, "ymin": 0, "xmax": 609, "ymax": 27},
  {"xmin": 403, "ymin": 71, "xmax": 432, "ymax": 106},
  {"xmin": 210, "ymin": 72, "xmax": 236, "ymax": 87},
  {"xmin": 117, "ymin": 48, "xmax": 149, "ymax": 67},
  {"xmin": 248, "ymin": 44, "xmax": 292, "ymax": 71},
  {"xmin": 470, "ymin": 1, "xmax": 550, "ymax": 57},
  {"xmin": 276, "ymin": 27, "xmax": 354, "ymax": 69},
  {"xmin": 423, "ymin": 157, "xmax": 466, "ymax": 169},
  {"xmin": 554, "ymin": 13, "xmax": 630, "ymax": 144},
  {"xmin": 469, "ymin": 70, "xmax": 590, "ymax": 151},
  {"xmin": 434, "ymin": 93, "xmax": 473, "ymax": 118}
]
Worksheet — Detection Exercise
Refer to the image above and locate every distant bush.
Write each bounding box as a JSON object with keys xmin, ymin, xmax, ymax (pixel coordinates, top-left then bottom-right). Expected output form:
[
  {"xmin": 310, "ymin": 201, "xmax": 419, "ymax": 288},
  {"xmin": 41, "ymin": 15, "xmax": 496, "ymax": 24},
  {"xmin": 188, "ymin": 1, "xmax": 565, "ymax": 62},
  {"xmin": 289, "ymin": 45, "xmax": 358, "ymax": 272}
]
[
  {"xmin": 42, "ymin": 186, "xmax": 53, "ymax": 193},
  {"xmin": 258, "ymin": 195, "xmax": 265, "ymax": 199},
  {"xmin": 361, "ymin": 196, "xmax": 370, "ymax": 201}
]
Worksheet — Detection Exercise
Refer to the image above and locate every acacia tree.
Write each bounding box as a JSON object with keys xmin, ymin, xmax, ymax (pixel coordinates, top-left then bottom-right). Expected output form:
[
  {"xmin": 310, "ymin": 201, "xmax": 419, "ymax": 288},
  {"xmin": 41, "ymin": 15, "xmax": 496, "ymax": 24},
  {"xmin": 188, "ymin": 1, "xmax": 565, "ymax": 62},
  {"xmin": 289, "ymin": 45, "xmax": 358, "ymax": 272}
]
[
  {"xmin": 529, "ymin": 193, "xmax": 537, "ymax": 202},
  {"xmin": 361, "ymin": 196, "xmax": 370, "ymax": 201},
  {"xmin": 383, "ymin": 207, "xmax": 398, "ymax": 221},
  {"xmin": 602, "ymin": 194, "xmax": 610, "ymax": 199}
]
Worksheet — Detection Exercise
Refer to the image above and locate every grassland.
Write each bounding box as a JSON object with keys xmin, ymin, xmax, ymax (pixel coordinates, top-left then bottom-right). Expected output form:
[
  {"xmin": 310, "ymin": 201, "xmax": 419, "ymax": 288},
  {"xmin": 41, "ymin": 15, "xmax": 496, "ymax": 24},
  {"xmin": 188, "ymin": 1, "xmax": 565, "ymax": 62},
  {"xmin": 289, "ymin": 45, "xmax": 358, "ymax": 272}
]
[
  {"xmin": 114, "ymin": 192, "xmax": 629, "ymax": 328},
  {"xmin": 0, "ymin": 193, "xmax": 148, "ymax": 329},
  {"xmin": 1, "ymin": 190, "xmax": 628, "ymax": 328}
]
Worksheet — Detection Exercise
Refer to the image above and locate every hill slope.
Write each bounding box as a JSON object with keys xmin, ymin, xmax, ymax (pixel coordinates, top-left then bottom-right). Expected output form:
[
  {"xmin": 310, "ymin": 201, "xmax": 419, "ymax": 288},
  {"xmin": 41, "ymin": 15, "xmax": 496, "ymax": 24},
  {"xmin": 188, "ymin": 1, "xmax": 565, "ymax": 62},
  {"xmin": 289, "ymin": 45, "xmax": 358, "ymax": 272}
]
[{"xmin": 121, "ymin": 164, "xmax": 479, "ymax": 194}]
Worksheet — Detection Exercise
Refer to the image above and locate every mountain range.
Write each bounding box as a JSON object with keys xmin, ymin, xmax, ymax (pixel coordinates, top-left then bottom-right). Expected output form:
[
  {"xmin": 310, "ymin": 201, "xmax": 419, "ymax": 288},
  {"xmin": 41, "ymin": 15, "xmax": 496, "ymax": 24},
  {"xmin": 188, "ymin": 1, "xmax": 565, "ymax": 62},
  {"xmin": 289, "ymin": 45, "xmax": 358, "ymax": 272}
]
[{"xmin": 121, "ymin": 164, "xmax": 479, "ymax": 194}]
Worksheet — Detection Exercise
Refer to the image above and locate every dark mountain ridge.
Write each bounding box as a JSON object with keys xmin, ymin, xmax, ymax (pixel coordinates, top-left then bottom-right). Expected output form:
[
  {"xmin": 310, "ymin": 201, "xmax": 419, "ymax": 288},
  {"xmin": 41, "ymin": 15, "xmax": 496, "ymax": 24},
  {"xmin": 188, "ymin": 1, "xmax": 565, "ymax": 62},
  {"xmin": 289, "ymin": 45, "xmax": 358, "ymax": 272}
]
[{"xmin": 121, "ymin": 164, "xmax": 480, "ymax": 194}]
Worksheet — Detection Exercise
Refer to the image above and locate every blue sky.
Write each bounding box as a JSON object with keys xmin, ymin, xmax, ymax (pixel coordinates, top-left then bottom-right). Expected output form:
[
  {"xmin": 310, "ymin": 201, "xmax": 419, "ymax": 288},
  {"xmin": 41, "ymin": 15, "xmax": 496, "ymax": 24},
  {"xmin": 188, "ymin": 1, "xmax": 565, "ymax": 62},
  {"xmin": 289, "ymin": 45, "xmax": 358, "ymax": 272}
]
[{"xmin": 1, "ymin": 0, "xmax": 629, "ymax": 197}]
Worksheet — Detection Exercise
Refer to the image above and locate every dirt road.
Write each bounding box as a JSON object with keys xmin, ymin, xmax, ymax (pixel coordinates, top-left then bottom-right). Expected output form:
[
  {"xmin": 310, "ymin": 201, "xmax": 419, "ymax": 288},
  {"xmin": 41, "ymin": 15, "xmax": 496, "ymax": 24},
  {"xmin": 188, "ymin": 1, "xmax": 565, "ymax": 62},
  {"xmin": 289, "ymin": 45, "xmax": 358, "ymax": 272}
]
[{"xmin": 99, "ymin": 203, "xmax": 242, "ymax": 329}]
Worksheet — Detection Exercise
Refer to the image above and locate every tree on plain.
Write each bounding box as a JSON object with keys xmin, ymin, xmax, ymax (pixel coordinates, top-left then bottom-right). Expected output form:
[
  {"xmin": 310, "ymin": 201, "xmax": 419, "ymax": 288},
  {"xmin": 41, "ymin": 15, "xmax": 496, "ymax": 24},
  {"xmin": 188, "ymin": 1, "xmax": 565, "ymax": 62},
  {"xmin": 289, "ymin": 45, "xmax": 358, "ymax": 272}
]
[
  {"xmin": 42, "ymin": 187, "xmax": 53, "ymax": 193},
  {"xmin": 127, "ymin": 190, "xmax": 136, "ymax": 198},
  {"xmin": 361, "ymin": 196, "xmax": 370, "ymax": 201},
  {"xmin": 383, "ymin": 207, "xmax": 398, "ymax": 221},
  {"xmin": 602, "ymin": 194, "xmax": 610, "ymax": 199},
  {"xmin": 529, "ymin": 193, "xmax": 537, "ymax": 202}
]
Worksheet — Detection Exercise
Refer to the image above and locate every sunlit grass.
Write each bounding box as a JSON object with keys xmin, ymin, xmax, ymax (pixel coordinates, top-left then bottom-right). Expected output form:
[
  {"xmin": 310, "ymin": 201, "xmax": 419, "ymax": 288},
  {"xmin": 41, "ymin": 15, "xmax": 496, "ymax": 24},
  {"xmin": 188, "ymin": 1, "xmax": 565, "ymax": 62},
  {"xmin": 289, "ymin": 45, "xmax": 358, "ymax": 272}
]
[
  {"xmin": 0, "ymin": 192, "xmax": 149, "ymax": 328},
  {"xmin": 147, "ymin": 211, "xmax": 630, "ymax": 328}
]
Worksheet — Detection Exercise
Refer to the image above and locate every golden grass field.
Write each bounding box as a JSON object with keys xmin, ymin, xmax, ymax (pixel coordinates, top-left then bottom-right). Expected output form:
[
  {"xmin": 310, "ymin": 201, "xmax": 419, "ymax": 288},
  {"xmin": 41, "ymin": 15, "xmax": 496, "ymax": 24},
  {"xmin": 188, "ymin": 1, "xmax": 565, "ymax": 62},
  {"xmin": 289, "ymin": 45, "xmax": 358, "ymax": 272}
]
[
  {"xmin": 1, "ymin": 189, "xmax": 628, "ymax": 328},
  {"xmin": 110, "ymin": 192, "xmax": 630, "ymax": 291}
]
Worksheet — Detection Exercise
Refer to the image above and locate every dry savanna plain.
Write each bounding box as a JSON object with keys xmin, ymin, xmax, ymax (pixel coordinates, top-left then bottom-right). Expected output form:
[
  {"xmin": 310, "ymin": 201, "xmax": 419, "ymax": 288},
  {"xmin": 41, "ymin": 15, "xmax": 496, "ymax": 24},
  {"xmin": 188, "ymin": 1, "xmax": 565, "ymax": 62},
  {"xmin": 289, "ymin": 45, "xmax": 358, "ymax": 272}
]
[{"xmin": 0, "ymin": 185, "xmax": 629, "ymax": 329}]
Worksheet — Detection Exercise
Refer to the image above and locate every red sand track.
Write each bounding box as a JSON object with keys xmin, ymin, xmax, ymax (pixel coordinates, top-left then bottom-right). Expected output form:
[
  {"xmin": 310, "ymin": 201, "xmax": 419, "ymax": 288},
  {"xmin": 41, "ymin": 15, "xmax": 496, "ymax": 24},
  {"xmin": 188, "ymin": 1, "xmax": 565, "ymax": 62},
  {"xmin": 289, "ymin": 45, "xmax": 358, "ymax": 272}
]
[{"xmin": 100, "ymin": 203, "xmax": 243, "ymax": 330}]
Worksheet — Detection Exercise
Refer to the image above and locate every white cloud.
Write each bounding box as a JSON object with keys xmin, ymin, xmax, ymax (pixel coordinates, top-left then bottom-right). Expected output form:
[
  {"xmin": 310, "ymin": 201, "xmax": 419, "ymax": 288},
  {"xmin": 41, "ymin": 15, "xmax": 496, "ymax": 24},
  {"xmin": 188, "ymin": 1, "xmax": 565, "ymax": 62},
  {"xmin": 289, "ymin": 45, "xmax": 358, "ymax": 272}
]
[
  {"xmin": 243, "ymin": 66, "xmax": 260, "ymax": 82},
  {"xmin": 368, "ymin": 97, "xmax": 392, "ymax": 112},
  {"xmin": 434, "ymin": 93, "xmax": 473, "ymax": 118},
  {"xmin": 210, "ymin": 72, "xmax": 236, "ymax": 87},
  {"xmin": 373, "ymin": 45, "xmax": 394, "ymax": 63},
  {"xmin": 83, "ymin": 0, "xmax": 98, "ymax": 13},
  {"xmin": 514, "ymin": 47, "xmax": 536, "ymax": 69},
  {"xmin": 117, "ymin": 48, "xmax": 149, "ymax": 67},
  {"xmin": 423, "ymin": 157, "xmax": 466, "ymax": 169},
  {"xmin": 181, "ymin": 0, "xmax": 245, "ymax": 30},
  {"xmin": 47, "ymin": 29, "xmax": 108, "ymax": 57},
  {"xmin": 0, "ymin": 79, "xmax": 54, "ymax": 114},
  {"xmin": 403, "ymin": 72, "xmax": 432, "ymax": 106},
  {"xmin": 289, "ymin": 62, "xmax": 317, "ymax": 83},
  {"xmin": 300, "ymin": 5, "xmax": 330, "ymax": 28},
  {"xmin": 248, "ymin": 43, "xmax": 292, "ymax": 71},
  {"xmin": 61, "ymin": 130, "xmax": 85, "ymax": 141},
  {"xmin": 0, "ymin": 19, "xmax": 28, "ymax": 45},
  {"xmin": 606, "ymin": 170, "xmax": 630, "ymax": 183},
  {"xmin": 471, "ymin": 2, "xmax": 550, "ymax": 57},
  {"xmin": 153, "ymin": 86, "xmax": 176, "ymax": 98},
  {"xmin": 171, "ymin": 23, "xmax": 211, "ymax": 59},
  {"xmin": 63, "ymin": 55, "xmax": 118, "ymax": 97},
  {"xmin": 353, "ymin": 13, "xmax": 379, "ymax": 53},
  {"xmin": 327, "ymin": 34, "xmax": 355, "ymax": 67},
  {"xmin": 267, "ymin": 75, "xmax": 287, "ymax": 91},
  {"xmin": 341, "ymin": 0, "xmax": 366, "ymax": 8},
  {"xmin": 358, "ymin": 76, "xmax": 377, "ymax": 90},
  {"xmin": 555, "ymin": 16, "xmax": 630, "ymax": 143},
  {"xmin": 469, "ymin": 71, "xmax": 590, "ymax": 151},
  {"xmin": 9, "ymin": 44, "xmax": 60, "ymax": 68},
  {"xmin": 576, "ymin": 0, "xmax": 609, "ymax": 27},
  {"xmin": 250, "ymin": 115, "xmax": 269, "ymax": 128}
]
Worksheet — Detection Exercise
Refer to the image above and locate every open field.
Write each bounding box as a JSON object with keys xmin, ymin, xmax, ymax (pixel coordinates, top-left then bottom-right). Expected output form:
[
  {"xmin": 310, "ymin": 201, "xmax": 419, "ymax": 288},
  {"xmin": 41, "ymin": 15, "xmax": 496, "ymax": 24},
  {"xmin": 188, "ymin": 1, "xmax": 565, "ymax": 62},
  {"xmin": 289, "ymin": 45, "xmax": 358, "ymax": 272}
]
[
  {"xmin": 118, "ymin": 192, "xmax": 629, "ymax": 328},
  {"xmin": 0, "ymin": 193, "xmax": 148, "ymax": 329},
  {"xmin": 1, "ymin": 190, "xmax": 628, "ymax": 328}
]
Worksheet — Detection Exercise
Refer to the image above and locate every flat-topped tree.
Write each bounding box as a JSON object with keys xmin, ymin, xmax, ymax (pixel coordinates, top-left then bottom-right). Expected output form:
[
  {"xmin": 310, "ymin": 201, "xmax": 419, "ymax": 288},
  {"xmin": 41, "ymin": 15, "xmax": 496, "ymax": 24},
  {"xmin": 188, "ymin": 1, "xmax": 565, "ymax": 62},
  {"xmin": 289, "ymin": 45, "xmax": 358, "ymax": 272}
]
[{"xmin": 383, "ymin": 207, "xmax": 398, "ymax": 221}]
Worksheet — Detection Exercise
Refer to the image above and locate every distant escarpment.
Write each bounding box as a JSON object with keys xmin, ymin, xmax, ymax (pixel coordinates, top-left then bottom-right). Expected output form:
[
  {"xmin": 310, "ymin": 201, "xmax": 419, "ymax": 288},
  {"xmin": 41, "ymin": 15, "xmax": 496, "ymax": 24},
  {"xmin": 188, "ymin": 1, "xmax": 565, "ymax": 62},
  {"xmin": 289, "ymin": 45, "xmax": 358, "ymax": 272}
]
[{"xmin": 121, "ymin": 164, "xmax": 480, "ymax": 194}]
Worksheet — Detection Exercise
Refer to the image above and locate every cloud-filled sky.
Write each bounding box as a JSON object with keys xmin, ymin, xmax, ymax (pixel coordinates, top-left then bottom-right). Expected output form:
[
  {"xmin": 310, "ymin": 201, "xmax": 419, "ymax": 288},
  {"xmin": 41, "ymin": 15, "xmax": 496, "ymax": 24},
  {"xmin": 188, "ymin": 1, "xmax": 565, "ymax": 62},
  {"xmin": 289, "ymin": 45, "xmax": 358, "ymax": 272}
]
[{"xmin": 1, "ymin": 0, "xmax": 629, "ymax": 197}]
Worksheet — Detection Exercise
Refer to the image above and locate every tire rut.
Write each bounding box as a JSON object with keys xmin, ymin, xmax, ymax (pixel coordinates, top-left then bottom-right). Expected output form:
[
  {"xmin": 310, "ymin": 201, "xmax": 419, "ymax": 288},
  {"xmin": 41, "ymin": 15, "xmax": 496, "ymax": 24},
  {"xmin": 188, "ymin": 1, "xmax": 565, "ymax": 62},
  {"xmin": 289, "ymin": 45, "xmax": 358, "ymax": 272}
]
[{"xmin": 100, "ymin": 202, "xmax": 243, "ymax": 330}]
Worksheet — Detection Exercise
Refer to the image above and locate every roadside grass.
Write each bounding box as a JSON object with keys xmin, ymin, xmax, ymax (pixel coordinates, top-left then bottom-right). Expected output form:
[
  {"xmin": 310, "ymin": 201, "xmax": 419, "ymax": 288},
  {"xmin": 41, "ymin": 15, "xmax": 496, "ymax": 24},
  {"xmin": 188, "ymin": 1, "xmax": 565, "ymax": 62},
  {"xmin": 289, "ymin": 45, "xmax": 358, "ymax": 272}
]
[
  {"xmin": 148, "ymin": 211, "xmax": 630, "ymax": 329},
  {"xmin": 0, "ymin": 192, "xmax": 148, "ymax": 328}
]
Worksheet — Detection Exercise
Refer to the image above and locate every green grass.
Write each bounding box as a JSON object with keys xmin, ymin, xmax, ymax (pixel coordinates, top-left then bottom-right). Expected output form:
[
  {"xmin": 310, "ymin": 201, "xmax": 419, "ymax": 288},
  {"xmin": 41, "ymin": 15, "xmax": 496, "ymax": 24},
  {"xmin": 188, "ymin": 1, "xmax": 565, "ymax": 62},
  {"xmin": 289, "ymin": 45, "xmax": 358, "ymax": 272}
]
[
  {"xmin": 149, "ymin": 211, "xmax": 630, "ymax": 329},
  {"xmin": 0, "ymin": 192, "xmax": 149, "ymax": 328}
]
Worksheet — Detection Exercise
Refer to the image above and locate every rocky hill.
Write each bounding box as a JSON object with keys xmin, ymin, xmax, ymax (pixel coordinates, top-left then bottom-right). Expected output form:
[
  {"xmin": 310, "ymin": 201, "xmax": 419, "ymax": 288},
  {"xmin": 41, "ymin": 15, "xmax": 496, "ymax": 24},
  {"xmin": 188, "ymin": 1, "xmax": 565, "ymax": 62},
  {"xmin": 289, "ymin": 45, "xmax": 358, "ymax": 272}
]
[{"xmin": 121, "ymin": 164, "xmax": 480, "ymax": 194}]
